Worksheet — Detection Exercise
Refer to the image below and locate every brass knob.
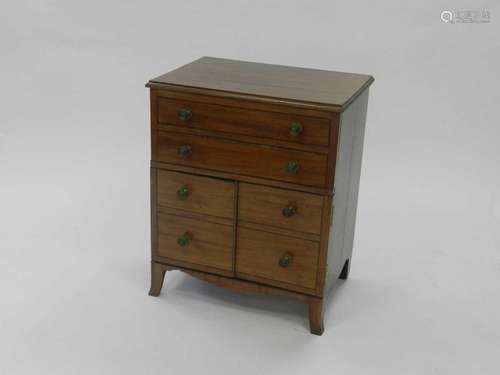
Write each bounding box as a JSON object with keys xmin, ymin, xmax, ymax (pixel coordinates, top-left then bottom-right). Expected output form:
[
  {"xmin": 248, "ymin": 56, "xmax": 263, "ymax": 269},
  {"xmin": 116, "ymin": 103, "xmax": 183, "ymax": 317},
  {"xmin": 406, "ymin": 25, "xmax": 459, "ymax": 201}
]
[
  {"xmin": 177, "ymin": 185, "xmax": 189, "ymax": 200},
  {"xmin": 279, "ymin": 252, "xmax": 293, "ymax": 268},
  {"xmin": 289, "ymin": 122, "xmax": 303, "ymax": 136},
  {"xmin": 177, "ymin": 232, "xmax": 192, "ymax": 247},
  {"xmin": 178, "ymin": 108, "xmax": 192, "ymax": 122},
  {"xmin": 286, "ymin": 160, "xmax": 299, "ymax": 174},
  {"xmin": 177, "ymin": 144, "xmax": 192, "ymax": 158},
  {"xmin": 282, "ymin": 204, "xmax": 297, "ymax": 218}
]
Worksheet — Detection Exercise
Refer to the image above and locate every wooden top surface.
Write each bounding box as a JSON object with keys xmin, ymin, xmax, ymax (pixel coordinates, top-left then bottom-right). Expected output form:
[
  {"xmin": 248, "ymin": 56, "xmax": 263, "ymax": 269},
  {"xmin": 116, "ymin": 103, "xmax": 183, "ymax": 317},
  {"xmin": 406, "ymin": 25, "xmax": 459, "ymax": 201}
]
[{"xmin": 147, "ymin": 57, "xmax": 373, "ymax": 111}]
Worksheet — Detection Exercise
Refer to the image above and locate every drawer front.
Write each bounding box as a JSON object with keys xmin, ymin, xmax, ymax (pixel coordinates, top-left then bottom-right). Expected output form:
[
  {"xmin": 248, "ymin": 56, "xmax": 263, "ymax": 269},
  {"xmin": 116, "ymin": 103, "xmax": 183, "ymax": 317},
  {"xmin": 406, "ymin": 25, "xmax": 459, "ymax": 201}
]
[
  {"xmin": 236, "ymin": 227, "xmax": 319, "ymax": 292},
  {"xmin": 157, "ymin": 213, "xmax": 233, "ymax": 272},
  {"xmin": 157, "ymin": 132, "xmax": 327, "ymax": 188},
  {"xmin": 157, "ymin": 170, "xmax": 235, "ymax": 219},
  {"xmin": 157, "ymin": 97, "xmax": 330, "ymax": 146},
  {"xmin": 238, "ymin": 183, "xmax": 323, "ymax": 235}
]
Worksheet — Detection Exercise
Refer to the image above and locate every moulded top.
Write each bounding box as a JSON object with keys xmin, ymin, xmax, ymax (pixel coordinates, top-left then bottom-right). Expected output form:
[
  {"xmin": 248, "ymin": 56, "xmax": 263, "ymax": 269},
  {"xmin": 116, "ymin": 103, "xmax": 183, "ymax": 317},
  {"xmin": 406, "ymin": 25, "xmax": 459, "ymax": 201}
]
[{"xmin": 147, "ymin": 57, "xmax": 374, "ymax": 111}]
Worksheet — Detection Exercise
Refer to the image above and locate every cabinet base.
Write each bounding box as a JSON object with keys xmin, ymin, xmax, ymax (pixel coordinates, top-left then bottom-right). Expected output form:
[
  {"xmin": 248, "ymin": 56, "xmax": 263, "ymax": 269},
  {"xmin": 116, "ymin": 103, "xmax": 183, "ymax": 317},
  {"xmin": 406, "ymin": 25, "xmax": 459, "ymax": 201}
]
[{"xmin": 148, "ymin": 261, "xmax": 328, "ymax": 335}]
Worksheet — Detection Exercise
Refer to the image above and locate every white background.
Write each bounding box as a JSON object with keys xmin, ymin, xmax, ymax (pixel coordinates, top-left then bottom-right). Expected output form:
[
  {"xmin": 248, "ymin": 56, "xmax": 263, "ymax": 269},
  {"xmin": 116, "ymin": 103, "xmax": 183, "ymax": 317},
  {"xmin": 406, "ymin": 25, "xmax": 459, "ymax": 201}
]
[{"xmin": 1, "ymin": 1, "xmax": 499, "ymax": 374}]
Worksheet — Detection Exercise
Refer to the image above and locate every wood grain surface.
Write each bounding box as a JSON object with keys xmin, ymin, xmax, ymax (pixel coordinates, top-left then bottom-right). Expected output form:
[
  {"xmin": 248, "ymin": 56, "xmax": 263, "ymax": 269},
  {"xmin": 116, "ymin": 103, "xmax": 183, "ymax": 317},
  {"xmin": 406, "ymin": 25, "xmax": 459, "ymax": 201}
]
[
  {"xmin": 156, "ymin": 131, "xmax": 328, "ymax": 188},
  {"xmin": 238, "ymin": 183, "xmax": 323, "ymax": 235},
  {"xmin": 236, "ymin": 227, "xmax": 319, "ymax": 293},
  {"xmin": 148, "ymin": 57, "xmax": 374, "ymax": 110},
  {"xmin": 157, "ymin": 97, "xmax": 330, "ymax": 146},
  {"xmin": 157, "ymin": 213, "xmax": 233, "ymax": 273},
  {"xmin": 157, "ymin": 169, "xmax": 235, "ymax": 219}
]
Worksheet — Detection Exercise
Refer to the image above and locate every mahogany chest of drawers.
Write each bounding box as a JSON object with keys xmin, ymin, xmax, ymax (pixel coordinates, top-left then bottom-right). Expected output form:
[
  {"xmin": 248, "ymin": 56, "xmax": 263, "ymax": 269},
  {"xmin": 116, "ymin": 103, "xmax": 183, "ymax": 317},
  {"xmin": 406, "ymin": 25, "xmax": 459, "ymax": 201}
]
[{"xmin": 146, "ymin": 57, "xmax": 373, "ymax": 335}]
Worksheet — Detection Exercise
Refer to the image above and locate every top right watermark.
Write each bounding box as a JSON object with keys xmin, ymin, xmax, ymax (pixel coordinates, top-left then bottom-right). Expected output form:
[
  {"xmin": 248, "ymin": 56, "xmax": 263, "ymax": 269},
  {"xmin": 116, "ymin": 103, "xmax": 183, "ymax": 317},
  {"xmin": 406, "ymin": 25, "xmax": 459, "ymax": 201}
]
[{"xmin": 441, "ymin": 9, "xmax": 491, "ymax": 23}]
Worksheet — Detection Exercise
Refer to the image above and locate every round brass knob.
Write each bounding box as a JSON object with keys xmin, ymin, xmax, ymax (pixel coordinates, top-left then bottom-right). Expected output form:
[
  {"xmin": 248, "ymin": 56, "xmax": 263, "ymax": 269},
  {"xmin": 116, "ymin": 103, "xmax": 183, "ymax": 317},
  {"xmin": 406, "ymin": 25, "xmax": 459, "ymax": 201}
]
[
  {"xmin": 282, "ymin": 204, "xmax": 297, "ymax": 218},
  {"xmin": 178, "ymin": 108, "xmax": 192, "ymax": 122},
  {"xmin": 289, "ymin": 122, "xmax": 303, "ymax": 136},
  {"xmin": 177, "ymin": 232, "xmax": 192, "ymax": 247},
  {"xmin": 177, "ymin": 185, "xmax": 189, "ymax": 200},
  {"xmin": 279, "ymin": 252, "xmax": 293, "ymax": 268},
  {"xmin": 177, "ymin": 144, "xmax": 192, "ymax": 158},
  {"xmin": 286, "ymin": 160, "xmax": 299, "ymax": 174}
]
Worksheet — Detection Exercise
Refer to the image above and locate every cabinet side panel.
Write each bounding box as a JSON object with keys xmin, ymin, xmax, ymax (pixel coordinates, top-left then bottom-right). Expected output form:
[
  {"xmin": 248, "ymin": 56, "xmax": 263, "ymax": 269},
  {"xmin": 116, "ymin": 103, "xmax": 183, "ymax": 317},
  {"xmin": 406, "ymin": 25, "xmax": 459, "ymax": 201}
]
[
  {"xmin": 342, "ymin": 90, "xmax": 369, "ymax": 272},
  {"xmin": 151, "ymin": 167, "xmax": 158, "ymax": 260},
  {"xmin": 326, "ymin": 89, "xmax": 369, "ymax": 293},
  {"xmin": 150, "ymin": 89, "xmax": 159, "ymax": 160}
]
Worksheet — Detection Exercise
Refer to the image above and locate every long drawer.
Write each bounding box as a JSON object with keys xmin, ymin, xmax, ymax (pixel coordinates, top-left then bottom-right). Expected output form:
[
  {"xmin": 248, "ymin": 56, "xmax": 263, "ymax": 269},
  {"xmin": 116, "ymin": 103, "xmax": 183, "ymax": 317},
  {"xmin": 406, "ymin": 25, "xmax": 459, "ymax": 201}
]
[
  {"xmin": 156, "ymin": 131, "xmax": 327, "ymax": 188},
  {"xmin": 157, "ymin": 97, "xmax": 330, "ymax": 146}
]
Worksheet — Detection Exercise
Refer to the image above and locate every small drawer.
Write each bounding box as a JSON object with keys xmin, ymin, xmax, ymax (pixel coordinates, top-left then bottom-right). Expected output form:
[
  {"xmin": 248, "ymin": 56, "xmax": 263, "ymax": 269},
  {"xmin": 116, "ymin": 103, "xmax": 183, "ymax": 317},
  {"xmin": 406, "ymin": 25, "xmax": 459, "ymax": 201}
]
[
  {"xmin": 236, "ymin": 227, "xmax": 319, "ymax": 292},
  {"xmin": 157, "ymin": 170, "xmax": 235, "ymax": 219},
  {"xmin": 157, "ymin": 213, "xmax": 233, "ymax": 273},
  {"xmin": 157, "ymin": 97, "xmax": 330, "ymax": 146},
  {"xmin": 156, "ymin": 132, "xmax": 327, "ymax": 188},
  {"xmin": 238, "ymin": 183, "xmax": 323, "ymax": 235}
]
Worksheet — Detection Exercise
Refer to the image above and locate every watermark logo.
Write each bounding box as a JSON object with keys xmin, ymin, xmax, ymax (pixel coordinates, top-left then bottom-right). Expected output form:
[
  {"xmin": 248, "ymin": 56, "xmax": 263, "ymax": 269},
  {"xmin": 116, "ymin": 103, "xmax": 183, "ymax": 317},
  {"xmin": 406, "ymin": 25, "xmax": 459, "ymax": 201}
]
[{"xmin": 441, "ymin": 9, "xmax": 491, "ymax": 23}]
